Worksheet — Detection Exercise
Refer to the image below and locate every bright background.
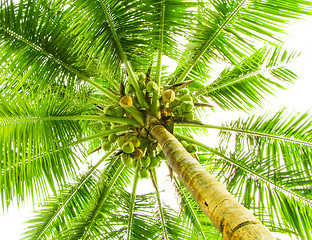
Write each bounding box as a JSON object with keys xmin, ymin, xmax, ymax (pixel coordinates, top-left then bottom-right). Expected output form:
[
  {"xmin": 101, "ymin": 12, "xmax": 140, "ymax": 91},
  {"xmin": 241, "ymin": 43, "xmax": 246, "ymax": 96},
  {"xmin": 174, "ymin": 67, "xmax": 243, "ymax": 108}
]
[{"xmin": 1, "ymin": 15, "xmax": 312, "ymax": 240}]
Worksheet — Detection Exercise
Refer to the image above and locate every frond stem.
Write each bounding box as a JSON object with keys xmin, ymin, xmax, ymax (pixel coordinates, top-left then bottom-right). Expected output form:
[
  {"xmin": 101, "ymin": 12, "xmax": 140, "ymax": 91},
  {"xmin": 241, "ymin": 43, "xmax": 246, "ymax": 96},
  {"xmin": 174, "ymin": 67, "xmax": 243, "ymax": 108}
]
[
  {"xmin": 1, "ymin": 115, "xmax": 139, "ymax": 126},
  {"xmin": 175, "ymin": 123, "xmax": 312, "ymax": 147},
  {"xmin": 176, "ymin": 0, "xmax": 248, "ymax": 83},
  {"xmin": 97, "ymin": 0, "xmax": 149, "ymax": 109},
  {"xmin": 81, "ymin": 162, "xmax": 126, "ymax": 240},
  {"xmin": 151, "ymin": 1, "xmax": 165, "ymax": 118},
  {"xmin": 150, "ymin": 169, "xmax": 169, "ymax": 240},
  {"xmin": 36, "ymin": 148, "xmax": 118, "ymax": 239},
  {"xmin": 126, "ymin": 162, "xmax": 140, "ymax": 240}
]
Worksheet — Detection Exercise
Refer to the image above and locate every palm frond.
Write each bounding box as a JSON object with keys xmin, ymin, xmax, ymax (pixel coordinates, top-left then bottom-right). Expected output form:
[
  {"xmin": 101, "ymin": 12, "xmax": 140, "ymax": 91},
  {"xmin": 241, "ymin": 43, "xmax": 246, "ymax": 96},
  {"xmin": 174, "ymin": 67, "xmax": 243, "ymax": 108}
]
[
  {"xmin": 173, "ymin": 0, "xmax": 312, "ymax": 83},
  {"xmin": 199, "ymin": 46, "xmax": 298, "ymax": 111},
  {"xmin": 0, "ymin": 0, "xmax": 117, "ymax": 100},
  {"xmin": 22, "ymin": 149, "xmax": 117, "ymax": 240},
  {"xmin": 0, "ymin": 90, "xmax": 90, "ymax": 208}
]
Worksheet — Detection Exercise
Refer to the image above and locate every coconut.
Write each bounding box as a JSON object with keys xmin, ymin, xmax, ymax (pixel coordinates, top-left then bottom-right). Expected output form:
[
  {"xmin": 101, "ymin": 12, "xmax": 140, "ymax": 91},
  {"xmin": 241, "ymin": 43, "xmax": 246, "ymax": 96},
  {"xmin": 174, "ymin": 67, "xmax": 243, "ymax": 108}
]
[
  {"xmin": 115, "ymin": 107, "xmax": 125, "ymax": 117},
  {"xmin": 131, "ymin": 136, "xmax": 141, "ymax": 148},
  {"xmin": 132, "ymin": 148, "xmax": 143, "ymax": 159},
  {"xmin": 183, "ymin": 112, "xmax": 195, "ymax": 120},
  {"xmin": 180, "ymin": 95, "xmax": 193, "ymax": 102},
  {"xmin": 178, "ymin": 88, "xmax": 190, "ymax": 95},
  {"xmin": 149, "ymin": 157, "xmax": 160, "ymax": 168},
  {"xmin": 140, "ymin": 157, "xmax": 151, "ymax": 168},
  {"xmin": 119, "ymin": 96, "xmax": 133, "ymax": 108},
  {"xmin": 125, "ymin": 84, "xmax": 134, "ymax": 94},
  {"xmin": 121, "ymin": 153, "xmax": 133, "ymax": 165},
  {"xmin": 162, "ymin": 89, "xmax": 175, "ymax": 103},
  {"xmin": 108, "ymin": 133, "xmax": 118, "ymax": 143},
  {"xmin": 102, "ymin": 142, "xmax": 112, "ymax": 151},
  {"xmin": 139, "ymin": 168, "xmax": 150, "ymax": 179},
  {"xmin": 187, "ymin": 144, "xmax": 198, "ymax": 154},
  {"xmin": 181, "ymin": 101, "xmax": 194, "ymax": 112},
  {"xmin": 146, "ymin": 81, "xmax": 158, "ymax": 93},
  {"xmin": 122, "ymin": 141, "xmax": 135, "ymax": 154},
  {"xmin": 117, "ymin": 136, "xmax": 127, "ymax": 148},
  {"xmin": 173, "ymin": 106, "xmax": 183, "ymax": 116},
  {"xmin": 104, "ymin": 106, "xmax": 115, "ymax": 116}
]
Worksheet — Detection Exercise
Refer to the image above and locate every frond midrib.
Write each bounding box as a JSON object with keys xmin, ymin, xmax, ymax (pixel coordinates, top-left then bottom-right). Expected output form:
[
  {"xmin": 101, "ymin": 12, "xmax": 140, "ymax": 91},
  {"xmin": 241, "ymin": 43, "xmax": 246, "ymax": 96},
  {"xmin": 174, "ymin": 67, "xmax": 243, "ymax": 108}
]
[
  {"xmin": 176, "ymin": 0, "xmax": 248, "ymax": 83},
  {"xmin": 35, "ymin": 149, "xmax": 118, "ymax": 239},
  {"xmin": 206, "ymin": 64, "xmax": 287, "ymax": 94}
]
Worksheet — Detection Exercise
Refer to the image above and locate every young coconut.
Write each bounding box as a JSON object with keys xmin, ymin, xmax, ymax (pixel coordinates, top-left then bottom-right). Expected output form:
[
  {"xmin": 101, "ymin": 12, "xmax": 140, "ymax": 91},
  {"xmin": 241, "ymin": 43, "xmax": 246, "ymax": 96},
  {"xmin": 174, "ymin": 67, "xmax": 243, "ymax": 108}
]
[
  {"xmin": 117, "ymin": 135, "xmax": 127, "ymax": 148},
  {"xmin": 102, "ymin": 142, "xmax": 112, "ymax": 151},
  {"xmin": 181, "ymin": 101, "xmax": 194, "ymax": 112},
  {"xmin": 121, "ymin": 153, "xmax": 133, "ymax": 165},
  {"xmin": 132, "ymin": 148, "xmax": 144, "ymax": 159},
  {"xmin": 146, "ymin": 81, "xmax": 158, "ymax": 93},
  {"xmin": 108, "ymin": 133, "xmax": 118, "ymax": 143},
  {"xmin": 122, "ymin": 141, "xmax": 135, "ymax": 154},
  {"xmin": 140, "ymin": 157, "xmax": 151, "ymax": 168},
  {"xmin": 119, "ymin": 96, "xmax": 133, "ymax": 108},
  {"xmin": 162, "ymin": 89, "xmax": 175, "ymax": 103},
  {"xmin": 104, "ymin": 106, "xmax": 115, "ymax": 116},
  {"xmin": 139, "ymin": 168, "xmax": 150, "ymax": 179},
  {"xmin": 180, "ymin": 95, "xmax": 193, "ymax": 102},
  {"xmin": 115, "ymin": 107, "xmax": 125, "ymax": 117},
  {"xmin": 149, "ymin": 157, "xmax": 160, "ymax": 168},
  {"xmin": 125, "ymin": 84, "xmax": 134, "ymax": 94},
  {"xmin": 183, "ymin": 112, "xmax": 195, "ymax": 120},
  {"xmin": 131, "ymin": 136, "xmax": 141, "ymax": 148}
]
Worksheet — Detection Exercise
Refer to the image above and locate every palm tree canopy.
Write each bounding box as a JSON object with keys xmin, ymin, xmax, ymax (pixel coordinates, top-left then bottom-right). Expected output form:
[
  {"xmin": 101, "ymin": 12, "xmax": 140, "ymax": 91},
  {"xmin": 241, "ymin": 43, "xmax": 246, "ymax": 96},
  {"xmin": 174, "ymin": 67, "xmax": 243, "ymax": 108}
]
[{"xmin": 1, "ymin": 0, "xmax": 312, "ymax": 239}]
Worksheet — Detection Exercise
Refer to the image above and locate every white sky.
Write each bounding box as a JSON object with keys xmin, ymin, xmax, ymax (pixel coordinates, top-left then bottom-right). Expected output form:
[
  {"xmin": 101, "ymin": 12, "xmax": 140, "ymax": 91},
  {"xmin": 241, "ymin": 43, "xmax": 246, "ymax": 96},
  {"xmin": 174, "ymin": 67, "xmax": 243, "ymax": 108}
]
[{"xmin": 1, "ymin": 14, "xmax": 312, "ymax": 240}]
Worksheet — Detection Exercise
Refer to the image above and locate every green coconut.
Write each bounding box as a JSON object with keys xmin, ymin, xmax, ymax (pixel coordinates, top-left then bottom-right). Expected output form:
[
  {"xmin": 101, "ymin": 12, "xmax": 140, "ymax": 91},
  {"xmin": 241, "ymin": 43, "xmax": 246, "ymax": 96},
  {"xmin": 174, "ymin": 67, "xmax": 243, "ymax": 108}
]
[
  {"xmin": 137, "ymin": 72, "xmax": 146, "ymax": 82},
  {"xmin": 131, "ymin": 136, "xmax": 141, "ymax": 148},
  {"xmin": 117, "ymin": 136, "xmax": 127, "ymax": 148},
  {"xmin": 187, "ymin": 144, "xmax": 198, "ymax": 154},
  {"xmin": 125, "ymin": 84, "xmax": 134, "ymax": 94},
  {"xmin": 108, "ymin": 133, "xmax": 118, "ymax": 143},
  {"xmin": 181, "ymin": 101, "xmax": 194, "ymax": 112},
  {"xmin": 122, "ymin": 141, "xmax": 135, "ymax": 154},
  {"xmin": 115, "ymin": 107, "xmax": 125, "ymax": 117},
  {"xmin": 121, "ymin": 153, "xmax": 133, "ymax": 165},
  {"xmin": 183, "ymin": 112, "xmax": 195, "ymax": 120},
  {"xmin": 140, "ymin": 157, "xmax": 151, "ymax": 168},
  {"xmin": 104, "ymin": 106, "xmax": 115, "ymax": 116},
  {"xmin": 180, "ymin": 95, "xmax": 193, "ymax": 102},
  {"xmin": 146, "ymin": 81, "xmax": 158, "ymax": 93},
  {"xmin": 139, "ymin": 168, "xmax": 150, "ymax": 179},
  {"xmin": 173, "ymin": 106, "xmax": 183, "ymax": 116},
  {"xmin": 169, "ymin": 99, "xmax": 180, "ymax": 108},
  {"xmin": 149, "ymin": 157, "xmax": 160, "ymax": 168},
  {"xmin": 178, "ymin": 88, "xmax": 190, "ymax": 95},
  {"xmin": 102, "ymin": 142, "xmax": 112, "ymax": 151}
]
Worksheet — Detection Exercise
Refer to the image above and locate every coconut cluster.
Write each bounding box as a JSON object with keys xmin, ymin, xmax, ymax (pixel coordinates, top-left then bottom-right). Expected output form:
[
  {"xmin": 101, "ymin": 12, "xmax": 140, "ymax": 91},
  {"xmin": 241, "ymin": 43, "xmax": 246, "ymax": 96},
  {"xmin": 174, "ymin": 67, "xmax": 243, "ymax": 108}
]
[
  {"xmin": 102, "ymin": 129, "xmax": 162, "ymax": 179},
  {"xmin": 98, "ymin": 72, "xmax": 199, "ymax": 179},
  {"xmin": 167, "ymin": 88, "xmax": 196, "ymax": 120}
]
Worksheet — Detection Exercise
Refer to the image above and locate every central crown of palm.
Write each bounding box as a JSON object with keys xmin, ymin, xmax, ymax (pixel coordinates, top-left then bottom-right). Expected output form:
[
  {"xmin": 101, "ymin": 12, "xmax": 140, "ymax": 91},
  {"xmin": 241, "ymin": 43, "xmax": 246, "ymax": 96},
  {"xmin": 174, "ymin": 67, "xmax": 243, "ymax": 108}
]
[{"xmin": 1, "ymin": 0, "xmax": 312, "ymax": 239}]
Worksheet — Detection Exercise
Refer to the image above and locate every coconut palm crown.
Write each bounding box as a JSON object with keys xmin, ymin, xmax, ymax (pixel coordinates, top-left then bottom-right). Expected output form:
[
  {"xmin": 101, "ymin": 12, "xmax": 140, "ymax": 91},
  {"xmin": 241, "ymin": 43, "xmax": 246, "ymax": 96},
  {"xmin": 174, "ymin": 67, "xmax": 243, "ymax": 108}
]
[{"xmin": 1, "ymin": 0, "xmax": 312, "ymax": 239}]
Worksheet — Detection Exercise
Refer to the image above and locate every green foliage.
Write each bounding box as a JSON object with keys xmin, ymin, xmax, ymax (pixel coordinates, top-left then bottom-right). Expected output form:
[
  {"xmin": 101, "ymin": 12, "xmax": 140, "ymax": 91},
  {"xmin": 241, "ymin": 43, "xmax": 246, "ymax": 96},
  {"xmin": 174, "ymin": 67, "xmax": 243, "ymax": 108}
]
[{"xmin": 0, "ymin": 0, "xmax": 312, "ymax": 239}]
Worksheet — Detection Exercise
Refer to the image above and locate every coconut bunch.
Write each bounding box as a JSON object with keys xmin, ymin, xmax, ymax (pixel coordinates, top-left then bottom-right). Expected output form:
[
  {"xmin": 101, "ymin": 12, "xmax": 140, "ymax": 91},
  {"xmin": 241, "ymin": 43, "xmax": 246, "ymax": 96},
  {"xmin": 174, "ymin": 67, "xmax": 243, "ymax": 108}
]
[
  {"xmin": 99, "ymin": 71, "xmax": 200, "ymax": 179},
  {"xmin": 163, "ymin": 88, "xmax": 196, "ymax": 120}
]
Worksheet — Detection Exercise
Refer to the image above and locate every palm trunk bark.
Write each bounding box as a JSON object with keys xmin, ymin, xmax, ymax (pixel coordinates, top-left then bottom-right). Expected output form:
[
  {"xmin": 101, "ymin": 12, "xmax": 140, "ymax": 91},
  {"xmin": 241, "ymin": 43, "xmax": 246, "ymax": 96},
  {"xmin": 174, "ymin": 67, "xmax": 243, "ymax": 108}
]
[{"xmin": 150, "ymin": 124, "xmax": 275, "ymax": 240}]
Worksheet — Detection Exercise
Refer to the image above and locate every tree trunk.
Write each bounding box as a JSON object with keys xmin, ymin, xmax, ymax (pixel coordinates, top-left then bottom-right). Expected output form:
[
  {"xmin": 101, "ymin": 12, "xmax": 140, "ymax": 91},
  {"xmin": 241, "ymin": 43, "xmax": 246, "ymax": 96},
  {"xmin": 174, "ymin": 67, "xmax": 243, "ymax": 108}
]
[{"xmin": 150, "ymin": 124, "xmax": 275, "ymax": 240}]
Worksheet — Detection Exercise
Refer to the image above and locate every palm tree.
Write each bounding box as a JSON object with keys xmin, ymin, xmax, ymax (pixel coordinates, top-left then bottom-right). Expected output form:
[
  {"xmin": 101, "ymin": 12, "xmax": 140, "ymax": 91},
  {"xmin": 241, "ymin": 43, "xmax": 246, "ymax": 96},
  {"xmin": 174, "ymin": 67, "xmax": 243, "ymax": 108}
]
[{"xmin": 1, "ymin": 0, "xmax": 312, "ymax": 239}]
